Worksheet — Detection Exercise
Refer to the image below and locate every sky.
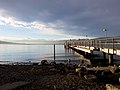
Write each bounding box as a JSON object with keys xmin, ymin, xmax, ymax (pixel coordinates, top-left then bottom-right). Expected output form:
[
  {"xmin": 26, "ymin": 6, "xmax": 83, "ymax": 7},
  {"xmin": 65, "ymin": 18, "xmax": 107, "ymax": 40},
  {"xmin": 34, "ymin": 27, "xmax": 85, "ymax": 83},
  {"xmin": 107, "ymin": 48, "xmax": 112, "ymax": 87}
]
[{"xmin": 0, "ymin": 0, "xmax": 120, "ymax": 43}]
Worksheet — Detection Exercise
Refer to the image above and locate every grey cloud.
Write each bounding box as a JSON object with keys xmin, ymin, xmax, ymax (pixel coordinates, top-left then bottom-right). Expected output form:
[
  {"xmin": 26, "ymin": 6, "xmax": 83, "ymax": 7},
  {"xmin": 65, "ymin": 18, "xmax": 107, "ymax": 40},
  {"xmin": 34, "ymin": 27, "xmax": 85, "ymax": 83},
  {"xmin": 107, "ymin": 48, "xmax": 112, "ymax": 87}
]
[{"xmin": 0, "ymin": 0, "xmax": 120, "ymax": 37}]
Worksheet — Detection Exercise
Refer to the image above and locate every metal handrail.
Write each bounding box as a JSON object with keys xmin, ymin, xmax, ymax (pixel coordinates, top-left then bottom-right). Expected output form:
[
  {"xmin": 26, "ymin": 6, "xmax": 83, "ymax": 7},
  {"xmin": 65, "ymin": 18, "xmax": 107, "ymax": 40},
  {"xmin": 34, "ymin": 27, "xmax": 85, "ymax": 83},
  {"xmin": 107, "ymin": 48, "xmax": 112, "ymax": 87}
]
[{"xmin": 65, "ymin": 36, "xmax": 120, "ymax": 50}]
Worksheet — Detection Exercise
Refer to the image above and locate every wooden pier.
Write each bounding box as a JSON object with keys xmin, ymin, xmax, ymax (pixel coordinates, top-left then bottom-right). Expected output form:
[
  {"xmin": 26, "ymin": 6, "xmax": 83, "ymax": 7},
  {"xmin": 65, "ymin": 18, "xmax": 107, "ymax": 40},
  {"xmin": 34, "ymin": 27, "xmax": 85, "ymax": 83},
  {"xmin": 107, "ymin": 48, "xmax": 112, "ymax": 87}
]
[{"xmin": 65, "ymin": 36, "xmax": 120, "ymax": 66}]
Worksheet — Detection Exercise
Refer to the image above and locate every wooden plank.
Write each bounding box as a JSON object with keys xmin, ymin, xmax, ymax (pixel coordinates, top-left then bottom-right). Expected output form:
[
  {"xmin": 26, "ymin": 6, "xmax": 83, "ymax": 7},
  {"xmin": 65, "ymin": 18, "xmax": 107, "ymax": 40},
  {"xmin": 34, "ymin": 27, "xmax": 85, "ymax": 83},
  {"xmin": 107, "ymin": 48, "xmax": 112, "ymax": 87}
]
[{"xmin": 71, "ymin": 45, "xmax": 120, "ymax": 56}]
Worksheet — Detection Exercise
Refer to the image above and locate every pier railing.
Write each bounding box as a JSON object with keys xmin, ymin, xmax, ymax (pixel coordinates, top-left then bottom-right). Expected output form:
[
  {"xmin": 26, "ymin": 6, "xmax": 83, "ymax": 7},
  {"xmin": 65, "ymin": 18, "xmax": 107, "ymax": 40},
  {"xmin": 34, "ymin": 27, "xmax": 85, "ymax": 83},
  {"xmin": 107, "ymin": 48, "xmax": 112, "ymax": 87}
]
[
  {"xmin": 64, "ymin": 36, "xmax": 120, "ymax": 65},
  {"xmin": 65, "ymin": 36, "xmax": 120, "ymax": 50}
]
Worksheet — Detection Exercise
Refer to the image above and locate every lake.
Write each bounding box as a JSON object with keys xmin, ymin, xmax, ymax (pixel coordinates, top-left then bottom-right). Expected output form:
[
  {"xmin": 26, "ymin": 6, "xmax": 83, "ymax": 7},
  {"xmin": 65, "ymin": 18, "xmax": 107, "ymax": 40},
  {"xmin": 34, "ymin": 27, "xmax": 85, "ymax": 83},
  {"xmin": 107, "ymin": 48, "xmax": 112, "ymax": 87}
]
[{"xmin": 0, "ymin": 44, "xmax": 90, "ymax": 65}]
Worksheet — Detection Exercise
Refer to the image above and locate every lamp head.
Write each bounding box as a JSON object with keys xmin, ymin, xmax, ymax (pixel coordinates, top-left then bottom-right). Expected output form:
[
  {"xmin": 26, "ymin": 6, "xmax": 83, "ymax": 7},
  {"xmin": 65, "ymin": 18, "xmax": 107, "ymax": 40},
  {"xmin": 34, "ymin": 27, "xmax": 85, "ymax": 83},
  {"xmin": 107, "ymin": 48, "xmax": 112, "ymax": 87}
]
[{"xmin": 103, "ymin": 28, "xmax": 107, "ymax": 31}]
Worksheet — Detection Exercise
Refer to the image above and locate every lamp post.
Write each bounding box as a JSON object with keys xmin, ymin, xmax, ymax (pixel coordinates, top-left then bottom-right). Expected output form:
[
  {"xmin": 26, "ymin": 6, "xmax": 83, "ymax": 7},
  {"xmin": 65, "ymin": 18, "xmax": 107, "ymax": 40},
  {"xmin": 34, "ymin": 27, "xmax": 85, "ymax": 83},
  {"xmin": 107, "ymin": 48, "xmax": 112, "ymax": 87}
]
[
  {"xmin": 103, "ymin": 28, "xmax": 107, "ymax": 38},
  {"xmin": 85, "ymin": 35, "xmax": 88, "ymax": 47},
  {"xmin": 102, "ymin": 28, "xmax": 109, "ymax": 65},
  {"xmin": 103, "ymin": 28, "xmax": 107, "ymax": 48}
]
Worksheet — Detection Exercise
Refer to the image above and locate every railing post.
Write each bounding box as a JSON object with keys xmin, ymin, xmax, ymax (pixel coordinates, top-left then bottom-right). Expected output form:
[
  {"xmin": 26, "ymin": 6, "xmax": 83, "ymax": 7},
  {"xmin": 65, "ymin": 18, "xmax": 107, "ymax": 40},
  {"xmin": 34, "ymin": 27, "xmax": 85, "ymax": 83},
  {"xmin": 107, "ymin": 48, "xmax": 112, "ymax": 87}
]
[
  {"xmin": 112, "ymin": 38, "xmax": 114, "ymax": 54},
  {"xmin": 100, "ymin": 40, "xmax": 102, "ymax": 49},
  {"xmin": 94, "ymin": 40, "xmax": 95, "ymax": 48},
  {"xmin": 97, "ymin": 40, "xmax": 99, "ymax": 48},
  {"xmin": 89, "ymin": 40, "xmax": 90, "ymax": 49},
  {"xmin": 85, "ymin": 40, "xmax": 86, "ymax": 47}
]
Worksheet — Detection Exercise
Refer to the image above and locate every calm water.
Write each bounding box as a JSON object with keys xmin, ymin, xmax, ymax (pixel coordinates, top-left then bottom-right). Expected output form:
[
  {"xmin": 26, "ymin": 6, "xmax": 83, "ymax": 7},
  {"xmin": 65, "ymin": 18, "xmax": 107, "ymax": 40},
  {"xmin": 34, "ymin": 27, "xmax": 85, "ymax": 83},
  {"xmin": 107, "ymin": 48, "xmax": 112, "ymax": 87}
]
[{"xmin": 0, "ymin": 44, "xmax": 90, "ymax": 64}]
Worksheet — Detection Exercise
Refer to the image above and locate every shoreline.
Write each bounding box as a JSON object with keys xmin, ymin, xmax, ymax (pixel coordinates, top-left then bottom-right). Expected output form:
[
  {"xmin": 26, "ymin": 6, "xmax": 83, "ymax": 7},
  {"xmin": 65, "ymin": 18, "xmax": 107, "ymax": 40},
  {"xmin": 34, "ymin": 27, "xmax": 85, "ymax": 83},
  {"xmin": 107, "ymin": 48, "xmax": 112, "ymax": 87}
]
[{"xmin": 0, "ymin": 63, "xmax": 120, "ymax": 90}]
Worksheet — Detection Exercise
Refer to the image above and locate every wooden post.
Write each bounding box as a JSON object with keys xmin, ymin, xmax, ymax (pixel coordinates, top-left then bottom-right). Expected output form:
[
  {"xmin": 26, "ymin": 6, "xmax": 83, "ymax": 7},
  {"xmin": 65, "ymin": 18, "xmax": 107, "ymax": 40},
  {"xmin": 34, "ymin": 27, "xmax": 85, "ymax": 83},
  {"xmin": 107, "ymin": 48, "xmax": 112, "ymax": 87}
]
[
  {"xmin": 109, "ymin": 54, "xmax": 113, "ymax": 66},
  {"xmin": 103, "ymin": 52, "xmax": 106, "ymax": 60},
  {"xmin": 54, "ymin": 44, "xmax": 55, "ymax": 62},
  {"xmin": 94, "ymin": 40, "xmax": 95, "ymax": 48},
  {"xmin": 89, "ymin": 40, "xmax": 90, "ymax": 49},
  {"xmin": 103, "ymin": 52, "xmax": 107, "ymax": 65},
  {"xmin": 90, "ymin": 50, "xmax": 93, "ymax": 60}
]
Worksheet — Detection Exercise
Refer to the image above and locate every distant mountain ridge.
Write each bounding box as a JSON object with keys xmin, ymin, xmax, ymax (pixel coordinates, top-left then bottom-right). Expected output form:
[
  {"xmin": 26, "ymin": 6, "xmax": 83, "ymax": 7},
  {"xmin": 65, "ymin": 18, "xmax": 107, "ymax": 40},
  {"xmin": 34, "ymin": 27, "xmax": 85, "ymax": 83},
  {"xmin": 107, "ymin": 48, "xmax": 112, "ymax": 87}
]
[
  {"xmin": 0, "ymin": 40, "xmax": 64, "ymax": 45},
  {"xmin": 0, "ymin": 40, "xmax": 18, "ymax": 44}
]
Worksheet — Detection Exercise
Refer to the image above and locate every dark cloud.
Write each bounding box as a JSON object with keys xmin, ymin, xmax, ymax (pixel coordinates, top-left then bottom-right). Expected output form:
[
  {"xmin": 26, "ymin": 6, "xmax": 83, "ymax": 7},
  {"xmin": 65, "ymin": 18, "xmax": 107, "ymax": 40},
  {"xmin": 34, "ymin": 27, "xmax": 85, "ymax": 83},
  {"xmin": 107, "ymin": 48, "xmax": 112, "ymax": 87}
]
[{"xmin": 0, "ymin": 0, "xmax": 120, "ymax": 37}]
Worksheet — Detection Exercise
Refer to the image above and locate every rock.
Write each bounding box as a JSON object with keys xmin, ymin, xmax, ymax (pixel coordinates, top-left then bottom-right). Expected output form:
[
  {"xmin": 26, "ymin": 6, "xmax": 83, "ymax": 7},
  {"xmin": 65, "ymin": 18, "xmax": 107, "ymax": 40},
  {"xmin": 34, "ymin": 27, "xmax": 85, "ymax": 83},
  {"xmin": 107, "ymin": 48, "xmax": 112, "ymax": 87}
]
[
  {"xmin": 76, "ymin": 68, "xmax": 81, "ymax": 73},
  {"xmin": 77, "ymin": 67, "xmax": 87, "ymax": 77},
  {"xmin": 84, "ymin": 74, "xmax": 96, "ymax": 80},
  {"xmin": 106, "ymin": 84, "xmax": 120, "ymax": 90},
  {"xmin": 50, "ymin": 62, "xmax": 56, "ymax": 65},
  {"xmin": 101, "ymin": 70, "xmax": 112, "ymax": 76},
  {"xmin": 32, "ymin": 63, "xmax": 39, "ymax": 65},
  {"xmin": 41, "ymin": 60, "xmax": 48, "ymax": 65}
]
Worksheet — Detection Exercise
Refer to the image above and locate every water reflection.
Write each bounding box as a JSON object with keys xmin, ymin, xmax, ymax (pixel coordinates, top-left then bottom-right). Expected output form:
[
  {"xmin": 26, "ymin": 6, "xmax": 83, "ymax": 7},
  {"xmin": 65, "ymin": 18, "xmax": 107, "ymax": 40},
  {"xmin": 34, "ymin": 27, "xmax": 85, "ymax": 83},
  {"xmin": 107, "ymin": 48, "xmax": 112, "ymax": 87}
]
[{"xmin": 0, "ymin": 44, "xmax": 90, "ymax": 64}]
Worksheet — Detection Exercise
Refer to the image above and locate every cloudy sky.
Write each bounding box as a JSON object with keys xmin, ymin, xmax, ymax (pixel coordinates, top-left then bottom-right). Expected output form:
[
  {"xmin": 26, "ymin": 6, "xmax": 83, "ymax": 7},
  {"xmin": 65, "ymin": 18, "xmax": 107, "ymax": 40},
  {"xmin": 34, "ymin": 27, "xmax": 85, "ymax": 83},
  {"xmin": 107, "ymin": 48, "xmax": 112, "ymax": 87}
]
[{"xmin": 0, "ymin": 0, "xmax": 120, "ymax": 42}]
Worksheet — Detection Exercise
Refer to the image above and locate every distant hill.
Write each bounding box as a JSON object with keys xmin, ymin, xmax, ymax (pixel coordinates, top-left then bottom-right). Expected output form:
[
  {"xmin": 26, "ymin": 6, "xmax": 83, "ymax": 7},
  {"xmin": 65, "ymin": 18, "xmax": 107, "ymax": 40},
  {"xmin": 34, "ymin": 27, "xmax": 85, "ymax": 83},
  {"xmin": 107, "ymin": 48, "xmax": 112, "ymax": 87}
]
[
  {"xmin": 0, "ymin": 40, "xmax": 19, "ymax": 44},
  {"xmin": 0, "ymin": 40, "xmax": 65, "ymax": 45}
]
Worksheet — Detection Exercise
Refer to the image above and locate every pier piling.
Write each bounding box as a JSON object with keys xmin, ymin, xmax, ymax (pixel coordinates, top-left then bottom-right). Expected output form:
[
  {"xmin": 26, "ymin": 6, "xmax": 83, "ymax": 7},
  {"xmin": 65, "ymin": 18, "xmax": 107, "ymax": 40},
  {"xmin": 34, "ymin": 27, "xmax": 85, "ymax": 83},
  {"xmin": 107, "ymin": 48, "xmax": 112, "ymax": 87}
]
[
  {"xmin": 109, "ymin": 54, "xmax": 113, "ymax": 66},
  {"xmin": 54, "ymin": 44, "xmax": 55, "ymax": 62}
]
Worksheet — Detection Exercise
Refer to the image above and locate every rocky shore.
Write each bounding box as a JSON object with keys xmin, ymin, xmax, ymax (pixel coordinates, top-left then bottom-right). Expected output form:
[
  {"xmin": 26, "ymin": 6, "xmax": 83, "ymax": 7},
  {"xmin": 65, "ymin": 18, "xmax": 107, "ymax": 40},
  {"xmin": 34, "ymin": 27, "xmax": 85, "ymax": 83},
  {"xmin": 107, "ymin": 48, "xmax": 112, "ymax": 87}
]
[{"xmin": 0, "ymin": 63, "xmax": 120, "ymax": 90}]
